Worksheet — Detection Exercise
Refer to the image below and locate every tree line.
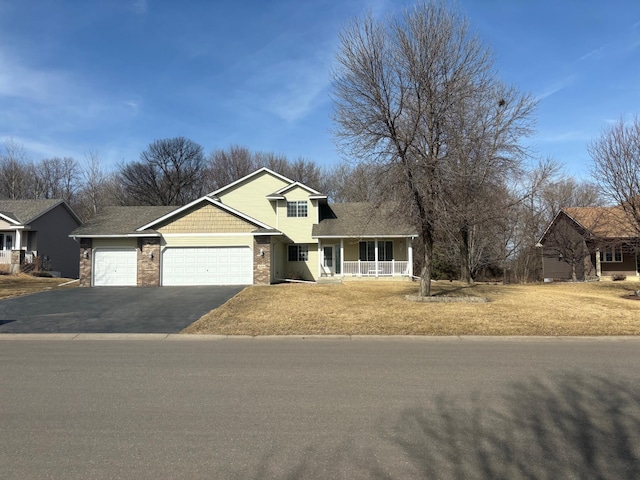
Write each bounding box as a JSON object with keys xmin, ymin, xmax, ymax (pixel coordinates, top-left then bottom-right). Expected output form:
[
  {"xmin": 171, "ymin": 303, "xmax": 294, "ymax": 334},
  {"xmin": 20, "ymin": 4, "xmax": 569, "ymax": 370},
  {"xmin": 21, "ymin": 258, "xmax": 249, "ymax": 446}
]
[{"xmin": 0, "ymin": 134, "xmax": 602, "ymax": 285}]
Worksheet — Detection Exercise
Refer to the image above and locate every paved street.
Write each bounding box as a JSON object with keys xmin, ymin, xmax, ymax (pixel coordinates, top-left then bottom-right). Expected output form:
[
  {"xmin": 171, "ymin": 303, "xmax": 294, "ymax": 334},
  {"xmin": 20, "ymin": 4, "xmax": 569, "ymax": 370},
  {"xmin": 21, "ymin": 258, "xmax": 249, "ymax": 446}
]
[
  {"xmin": 1, "ymin": 337, "xmax": 640, "ymax": 479},
  {"xmin": 0, "ymin": 286, "xmax": 244, "ymax": 333}
]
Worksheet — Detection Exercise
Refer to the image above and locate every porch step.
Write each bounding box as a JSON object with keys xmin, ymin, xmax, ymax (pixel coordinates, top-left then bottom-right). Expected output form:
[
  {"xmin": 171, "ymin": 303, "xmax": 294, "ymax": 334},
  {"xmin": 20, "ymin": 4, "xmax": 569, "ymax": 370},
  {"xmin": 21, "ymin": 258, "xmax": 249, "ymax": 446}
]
[{"xmin": 317, "ymin": 276, "xmax": 343, "ymax": 285}]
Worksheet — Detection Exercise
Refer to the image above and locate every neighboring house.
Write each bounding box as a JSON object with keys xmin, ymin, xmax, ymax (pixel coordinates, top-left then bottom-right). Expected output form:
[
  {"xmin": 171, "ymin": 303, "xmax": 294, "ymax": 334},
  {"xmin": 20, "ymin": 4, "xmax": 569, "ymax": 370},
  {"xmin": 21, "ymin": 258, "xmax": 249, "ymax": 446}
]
[
  {"xmin": 0, "ymin": 199, "xmax": 82, "ymax": 277},
  {"xmin": 70, "ymin": 168, "xmax": 417, "ymax": 287},
  {"xmin": 539, "ymin": 206, "xmax": 640, "ymax": 281}
]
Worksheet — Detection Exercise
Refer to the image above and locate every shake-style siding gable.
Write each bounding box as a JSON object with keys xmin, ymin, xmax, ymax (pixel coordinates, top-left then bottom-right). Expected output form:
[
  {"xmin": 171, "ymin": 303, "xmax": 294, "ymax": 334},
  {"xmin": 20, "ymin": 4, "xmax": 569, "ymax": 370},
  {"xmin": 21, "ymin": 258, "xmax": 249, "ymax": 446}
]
[{"xmin": 157, "ymin": 204, "xmax": 256, "ymax": 234}]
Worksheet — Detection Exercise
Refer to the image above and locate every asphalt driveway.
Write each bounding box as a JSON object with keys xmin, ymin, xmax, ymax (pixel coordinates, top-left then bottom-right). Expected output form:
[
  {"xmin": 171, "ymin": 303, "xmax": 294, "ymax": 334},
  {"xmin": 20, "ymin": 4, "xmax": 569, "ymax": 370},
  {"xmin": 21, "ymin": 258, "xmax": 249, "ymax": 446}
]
[{"xmin": 0, "ymin": 286, "xmax": 245, "ymax": 333}]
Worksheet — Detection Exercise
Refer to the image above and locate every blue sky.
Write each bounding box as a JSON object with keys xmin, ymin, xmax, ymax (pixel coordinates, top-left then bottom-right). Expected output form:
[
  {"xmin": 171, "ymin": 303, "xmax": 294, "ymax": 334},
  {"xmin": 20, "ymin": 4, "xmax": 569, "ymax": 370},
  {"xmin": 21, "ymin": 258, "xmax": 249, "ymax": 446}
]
[{"xmin": 0, "ymin": 0, "xmax": 639, "ymax": 178}]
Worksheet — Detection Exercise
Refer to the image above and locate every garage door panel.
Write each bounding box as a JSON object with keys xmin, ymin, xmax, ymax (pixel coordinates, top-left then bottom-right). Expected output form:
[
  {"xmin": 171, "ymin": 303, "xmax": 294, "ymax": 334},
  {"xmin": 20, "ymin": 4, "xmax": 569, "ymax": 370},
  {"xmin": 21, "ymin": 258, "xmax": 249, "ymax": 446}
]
[
  {"xmin": 93, "ymin": 249, "xmax": 137, "ymax": 286},
  {"xmin": 162, "ymin": 247, "xmax": 252, "ymax": 285}
]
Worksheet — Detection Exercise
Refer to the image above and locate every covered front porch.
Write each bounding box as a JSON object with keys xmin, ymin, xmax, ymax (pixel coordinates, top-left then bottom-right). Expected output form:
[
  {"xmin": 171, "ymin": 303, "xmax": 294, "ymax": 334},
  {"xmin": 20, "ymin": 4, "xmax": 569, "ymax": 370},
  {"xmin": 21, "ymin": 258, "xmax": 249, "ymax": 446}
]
[
  {"xmin": 317, "ymin": 237, "xmax": 414, "ymax": 278},
  {"xmin": 0, "ymin": 230, "xmax": 37, "ymax": 271}
]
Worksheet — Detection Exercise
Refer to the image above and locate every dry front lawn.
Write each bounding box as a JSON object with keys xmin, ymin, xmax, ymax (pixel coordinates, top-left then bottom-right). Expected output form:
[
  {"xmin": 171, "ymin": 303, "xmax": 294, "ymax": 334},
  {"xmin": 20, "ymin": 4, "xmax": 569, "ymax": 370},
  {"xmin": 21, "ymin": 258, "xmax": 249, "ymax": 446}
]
[
  {"xmin": 183, "ymin": 280, "xmax": 640, "ymax": 336},
  {"xmin": 0, "ymin": 274, "xmax": 77, "ymax": 300}
]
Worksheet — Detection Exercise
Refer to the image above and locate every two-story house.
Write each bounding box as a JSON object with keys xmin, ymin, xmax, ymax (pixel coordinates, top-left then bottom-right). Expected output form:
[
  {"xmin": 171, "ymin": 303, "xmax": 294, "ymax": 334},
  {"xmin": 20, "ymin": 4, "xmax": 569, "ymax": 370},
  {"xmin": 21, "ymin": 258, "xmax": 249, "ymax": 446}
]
[{"xmin": 70, "ymin": 168, "xmax": 416, "ymax": 286}]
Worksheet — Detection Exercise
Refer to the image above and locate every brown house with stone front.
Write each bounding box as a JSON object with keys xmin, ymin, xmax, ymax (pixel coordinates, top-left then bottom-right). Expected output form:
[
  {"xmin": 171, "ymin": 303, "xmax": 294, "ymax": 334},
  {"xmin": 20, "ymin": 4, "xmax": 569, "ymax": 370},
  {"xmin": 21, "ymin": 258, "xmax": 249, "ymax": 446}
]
[
  {"xmin": 539, "ymin": 206, "xmax": 640, "ymax": 281},
  {"xmin": 70, "ymin": 168, "xmax": 416, "ymax": 287}
]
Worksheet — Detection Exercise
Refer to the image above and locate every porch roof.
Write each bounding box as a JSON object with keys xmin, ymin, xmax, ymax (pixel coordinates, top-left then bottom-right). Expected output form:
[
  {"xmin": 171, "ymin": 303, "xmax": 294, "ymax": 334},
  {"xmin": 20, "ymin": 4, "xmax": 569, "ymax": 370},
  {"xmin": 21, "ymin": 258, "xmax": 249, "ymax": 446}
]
[{"xmin": 312, "ymin": 202, "xmax": 416, "ymax": 238}]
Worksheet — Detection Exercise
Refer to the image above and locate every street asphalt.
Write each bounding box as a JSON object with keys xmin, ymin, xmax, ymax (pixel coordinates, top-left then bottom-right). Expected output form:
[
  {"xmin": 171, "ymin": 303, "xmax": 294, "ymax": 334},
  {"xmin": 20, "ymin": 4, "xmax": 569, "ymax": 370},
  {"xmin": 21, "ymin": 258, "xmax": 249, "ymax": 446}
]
[
  {"xmin": 0, "ymin": 286, "xmax": 244, "ymax": 333},
  {"xmin": 1, "ymin": 337, "xmax": 639, "ymax": 479}
]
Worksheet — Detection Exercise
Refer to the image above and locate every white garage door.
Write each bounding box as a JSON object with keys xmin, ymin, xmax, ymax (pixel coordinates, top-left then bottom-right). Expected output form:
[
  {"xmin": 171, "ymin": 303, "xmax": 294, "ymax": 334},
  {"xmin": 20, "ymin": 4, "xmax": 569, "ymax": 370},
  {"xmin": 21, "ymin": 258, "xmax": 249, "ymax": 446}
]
[
  {"xmin": 93, "ymin": 248, "xmax": 137, "ymax": 286},
  {"xmin": 162, "ymin": 247, "xmax": 253, "ymax": 286}
]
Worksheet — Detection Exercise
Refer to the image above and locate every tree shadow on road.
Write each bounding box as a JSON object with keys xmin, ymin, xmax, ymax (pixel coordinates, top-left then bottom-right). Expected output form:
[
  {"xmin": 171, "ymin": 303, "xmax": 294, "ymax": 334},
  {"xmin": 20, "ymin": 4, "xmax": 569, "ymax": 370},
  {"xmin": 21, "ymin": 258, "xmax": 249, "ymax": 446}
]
[{"xmin": 384, "ymin": 373, "xmax": 640, "ymax": 479}]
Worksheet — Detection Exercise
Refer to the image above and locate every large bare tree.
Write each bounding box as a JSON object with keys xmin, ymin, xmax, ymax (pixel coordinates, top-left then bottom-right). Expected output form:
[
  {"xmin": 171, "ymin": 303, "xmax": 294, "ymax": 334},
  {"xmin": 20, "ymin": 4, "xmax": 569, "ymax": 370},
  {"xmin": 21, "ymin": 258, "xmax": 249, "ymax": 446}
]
[
  {"xmin": 589, "ymin": 116, "xmax": 640, "ymax": 235},
  {"xmin": 332, "ymin": 1, "xmax": 534, "ymax": 295},
  {"xmin": 119, "ymin": 137, "xmax": 207, "ymax": 206}
]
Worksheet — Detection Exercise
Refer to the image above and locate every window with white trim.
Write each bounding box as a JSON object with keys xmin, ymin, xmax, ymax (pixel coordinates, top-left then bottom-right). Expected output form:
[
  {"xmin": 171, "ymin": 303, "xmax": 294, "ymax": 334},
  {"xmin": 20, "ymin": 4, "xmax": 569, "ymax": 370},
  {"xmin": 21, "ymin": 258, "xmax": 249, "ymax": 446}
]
[
  {"xmin": 287, "ymin": 201, "xmax": 308, "ymax": 217},
  {"xmin": 288, "ymin": 244, "xmax": 308, "ymax": 262},
  {"xmin": 358, "ymin": 241, "xmax": 393, "ymax": 261},
  {"xmin": 600, "ymin": 246, "xmax": 623, "ymax": 263}
]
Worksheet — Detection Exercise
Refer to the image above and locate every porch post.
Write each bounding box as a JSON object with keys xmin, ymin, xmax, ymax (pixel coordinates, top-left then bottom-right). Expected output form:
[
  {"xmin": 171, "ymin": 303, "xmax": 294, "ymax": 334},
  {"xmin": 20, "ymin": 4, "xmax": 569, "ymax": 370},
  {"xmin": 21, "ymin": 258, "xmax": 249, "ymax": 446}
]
[
  {"xmin": 408, "ymin": 238, "xmax": 413, "ymax": 277},
  {"xmin": 340, "ymin": 239, "xmax": 344, "ymax": 277},
  {"xmin": 15, "ymin": 229, "xmax": 22, "ymax": 250},
  {"xmin": 595, "ymin": 247, "xmax": 601, "ymax": 278},
  {"xmin": 318, "ymin": 242, "xmax": 322, "ymax": 278},
  {"xmin": 374, "ymin": 238, "xmax": 379, "ymax": 278}
]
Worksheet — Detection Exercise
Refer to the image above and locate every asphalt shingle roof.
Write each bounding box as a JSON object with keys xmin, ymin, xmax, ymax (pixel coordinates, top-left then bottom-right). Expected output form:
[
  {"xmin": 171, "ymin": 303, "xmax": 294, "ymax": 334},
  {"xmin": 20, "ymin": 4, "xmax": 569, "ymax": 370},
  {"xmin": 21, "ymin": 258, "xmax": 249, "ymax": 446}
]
[
  {"xmin": 71, "ymin": 206, "xmax": 178, "ymax": 236},
  {"xmin": 0, "ymin": 199, "xmax": 65, "ymax": 224},
  {"xmin": 563, "ymin": 206, "xmax": 638, "ymax": 239},
  {"xmin": 312, "ymin": 202, "xmax": 416, "ymax": 238}
]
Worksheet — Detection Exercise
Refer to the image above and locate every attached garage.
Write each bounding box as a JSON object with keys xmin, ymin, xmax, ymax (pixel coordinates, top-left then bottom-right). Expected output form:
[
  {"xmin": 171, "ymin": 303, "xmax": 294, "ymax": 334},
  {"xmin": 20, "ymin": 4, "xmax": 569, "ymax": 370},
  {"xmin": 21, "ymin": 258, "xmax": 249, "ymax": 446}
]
[
  {"xmin": 93, "ymin": 248, "xmax": 137, "ymax": 286},
  {"xmin": 161, "ymin": 246, "xmax": 252, "ymax": 286}
]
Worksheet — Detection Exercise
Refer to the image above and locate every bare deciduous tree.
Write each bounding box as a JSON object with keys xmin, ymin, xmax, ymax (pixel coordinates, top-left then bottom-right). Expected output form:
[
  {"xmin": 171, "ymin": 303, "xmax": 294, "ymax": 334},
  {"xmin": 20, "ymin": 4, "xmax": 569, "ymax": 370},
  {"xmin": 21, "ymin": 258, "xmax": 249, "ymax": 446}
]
[
  {"xmin": 119, "ymin": 137, "xmax": 206, "ymax": 206},
  {"xmin": 32, "ymin": 156, "xmax": 79, "ymax": 202},
  {"xmin": 332, "ymin": 1, "xmax": 534, "ymax": 295},
  {"xmin": 589, "ymin": 116, "xmax": 640, "ymax": 235},
  {"xmin": 0, "ymin": 139, "xmax": 31, "ymax": 200},
  {"xmin": 205, "ymin": 145, "xmax": 257, "ymax": 191}
]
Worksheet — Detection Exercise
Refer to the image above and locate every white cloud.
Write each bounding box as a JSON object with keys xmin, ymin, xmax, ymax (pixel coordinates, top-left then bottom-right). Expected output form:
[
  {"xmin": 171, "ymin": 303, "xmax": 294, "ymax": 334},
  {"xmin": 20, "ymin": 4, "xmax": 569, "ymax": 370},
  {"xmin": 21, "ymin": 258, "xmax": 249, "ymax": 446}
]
[
  {"xmin": 578, "ymin": 46, "xmax": 606, "ymax": 62},
  {"xmin": 538, "ymin": 130, "xmax": 591, "ymax": 143},
  {"xmin": 263, "ymin": 56, "xmax": 332, "ymax": 123},
  {"xmin": 536, "ymin": 76, "xmax": 575, "ymax": 101},
  {"xmin": 130, "ymin": 0, "xmax": 148, "ymax": 15}
]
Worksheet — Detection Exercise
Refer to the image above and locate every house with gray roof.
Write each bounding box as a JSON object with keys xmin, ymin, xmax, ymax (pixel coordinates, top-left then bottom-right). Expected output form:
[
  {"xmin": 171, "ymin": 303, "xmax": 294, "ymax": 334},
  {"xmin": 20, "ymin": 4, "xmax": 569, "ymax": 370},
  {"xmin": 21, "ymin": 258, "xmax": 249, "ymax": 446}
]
[
  {"xmin": 70, "ymin": 168, "xmax": 417, "ymax": 287},
  {"xmin": 0, "ymin": 199, "xmax": 82, "ymax": 277}
]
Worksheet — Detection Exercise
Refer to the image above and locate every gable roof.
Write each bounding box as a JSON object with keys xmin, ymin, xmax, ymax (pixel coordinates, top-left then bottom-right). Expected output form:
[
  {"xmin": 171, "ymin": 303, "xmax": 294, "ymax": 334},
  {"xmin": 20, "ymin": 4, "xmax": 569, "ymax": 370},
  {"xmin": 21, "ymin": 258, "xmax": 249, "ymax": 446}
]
[
  {"xmin": 136, "ymin": 196, "xmax": 275, "ymax": 231},
  {"xmin": 208, "ymin": 167, "xmax": 294, "ymax": 197},
  {"xmin": 274, "ymin": 181, "xmax": 322, "ymax": 196},
  {"xmin": 0, "ymin": 199, "xmax": 81, "ymax": 226},
  {"xmin": 70, "ymin": 206, "xmax": 177, "ymax": 237},
  {"xmin": 312, "ymin": 202, "xmax": 416, "ymax": 238},
  {"xmin": 564, "ymin": 206, "xmax": 638, "ymax": 238},
  {"xmin": 540, "ymin": 206, "xmax": 639, "ymax": 244}
]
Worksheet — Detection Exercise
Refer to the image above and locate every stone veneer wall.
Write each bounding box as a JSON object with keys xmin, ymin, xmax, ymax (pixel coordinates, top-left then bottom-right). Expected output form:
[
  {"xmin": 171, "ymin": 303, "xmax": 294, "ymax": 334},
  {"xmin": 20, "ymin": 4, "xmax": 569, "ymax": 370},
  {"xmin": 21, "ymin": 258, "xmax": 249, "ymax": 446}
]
[
  {"xmin": 10, "ymin": 250, "xmax": 25, "ymax": 274},
  {"xmin": 137, "ymin": 238, "xmax": 161, "ymax": 286},
  {"xmin": 253, "ymin": 236, "xmax": 271, "ymax": 285},
  {"xmin": 79, "ymin": 239, "xmax": 92, "ymax": 287}
]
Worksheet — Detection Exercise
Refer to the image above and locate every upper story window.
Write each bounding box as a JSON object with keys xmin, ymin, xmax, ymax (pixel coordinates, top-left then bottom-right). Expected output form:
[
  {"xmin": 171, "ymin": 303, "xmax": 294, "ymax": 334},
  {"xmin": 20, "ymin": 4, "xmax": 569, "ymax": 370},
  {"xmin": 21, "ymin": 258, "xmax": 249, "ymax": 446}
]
[
  {"xmin": 287, "ymin": 201, "xmax": 308, "ymax": 218},
  {"xmin": 600, "ymin": 246, "xmax": 622, "ymax": 263}
]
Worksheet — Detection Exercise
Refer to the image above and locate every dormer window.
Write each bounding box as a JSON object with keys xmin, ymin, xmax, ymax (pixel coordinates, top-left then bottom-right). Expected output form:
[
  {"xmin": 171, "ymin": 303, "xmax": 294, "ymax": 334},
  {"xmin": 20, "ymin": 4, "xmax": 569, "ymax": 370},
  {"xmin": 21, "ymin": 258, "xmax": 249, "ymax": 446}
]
[{"xmin": 287, "ymin": 201, "xmax": 308, "ymax": 218}]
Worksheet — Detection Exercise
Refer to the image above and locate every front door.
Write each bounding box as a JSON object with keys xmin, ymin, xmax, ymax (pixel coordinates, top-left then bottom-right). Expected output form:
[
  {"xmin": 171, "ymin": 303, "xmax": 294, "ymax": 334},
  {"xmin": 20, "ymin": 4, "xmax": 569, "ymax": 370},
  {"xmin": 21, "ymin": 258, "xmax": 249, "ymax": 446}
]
[{"xmin": 323, "ymin": 246, "xmax": 334, "ymax": 275}]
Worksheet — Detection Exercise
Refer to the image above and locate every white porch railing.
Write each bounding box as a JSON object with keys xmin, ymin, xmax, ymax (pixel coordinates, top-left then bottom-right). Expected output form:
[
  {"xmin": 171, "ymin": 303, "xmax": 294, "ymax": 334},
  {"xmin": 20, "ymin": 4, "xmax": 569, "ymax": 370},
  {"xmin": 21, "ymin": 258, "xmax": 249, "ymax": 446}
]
[
  {"xmin": 342, "ymin": 260, "xmax": 409, "ymax": 276},
  {"xmin": 0, "ymin": 250, "xmax": 37, "ymax": 264}
]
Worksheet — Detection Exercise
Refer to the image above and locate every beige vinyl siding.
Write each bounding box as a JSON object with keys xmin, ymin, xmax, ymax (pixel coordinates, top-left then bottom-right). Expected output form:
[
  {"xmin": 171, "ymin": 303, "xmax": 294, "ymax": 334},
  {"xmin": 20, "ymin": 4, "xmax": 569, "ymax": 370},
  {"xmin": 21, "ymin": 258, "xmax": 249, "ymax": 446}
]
[
  {"xmin": 93, "ymin": 238, "xmax": 138, "ymax": 248},
  {"xmin": 277, "ymin": 187, "xmax": 319, "ymax": 243},
  {"xmin": 157, "ymin": 203, "xmax": 255, "ymax": 234},
  {"xmin": 343, "ymin": 240, "xmax": 359, "ymax": 260},
  {"xmin": 282, "ymin": 244, "xmax": 318, "ymax": 281},
  {"xmin": 216, "ymin": 172, "xmax": 288, "ymax": 227},
  {"xmin": 161, "ymin": 235, "xmax": 253, "ymax": 248},
  {"xmin": 271, "ymin": 241, "xmax": 287, "ymax": 280},
  {"xmin": 0, "ymin": 219, "xmax": 13, "ymax": 229}
]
